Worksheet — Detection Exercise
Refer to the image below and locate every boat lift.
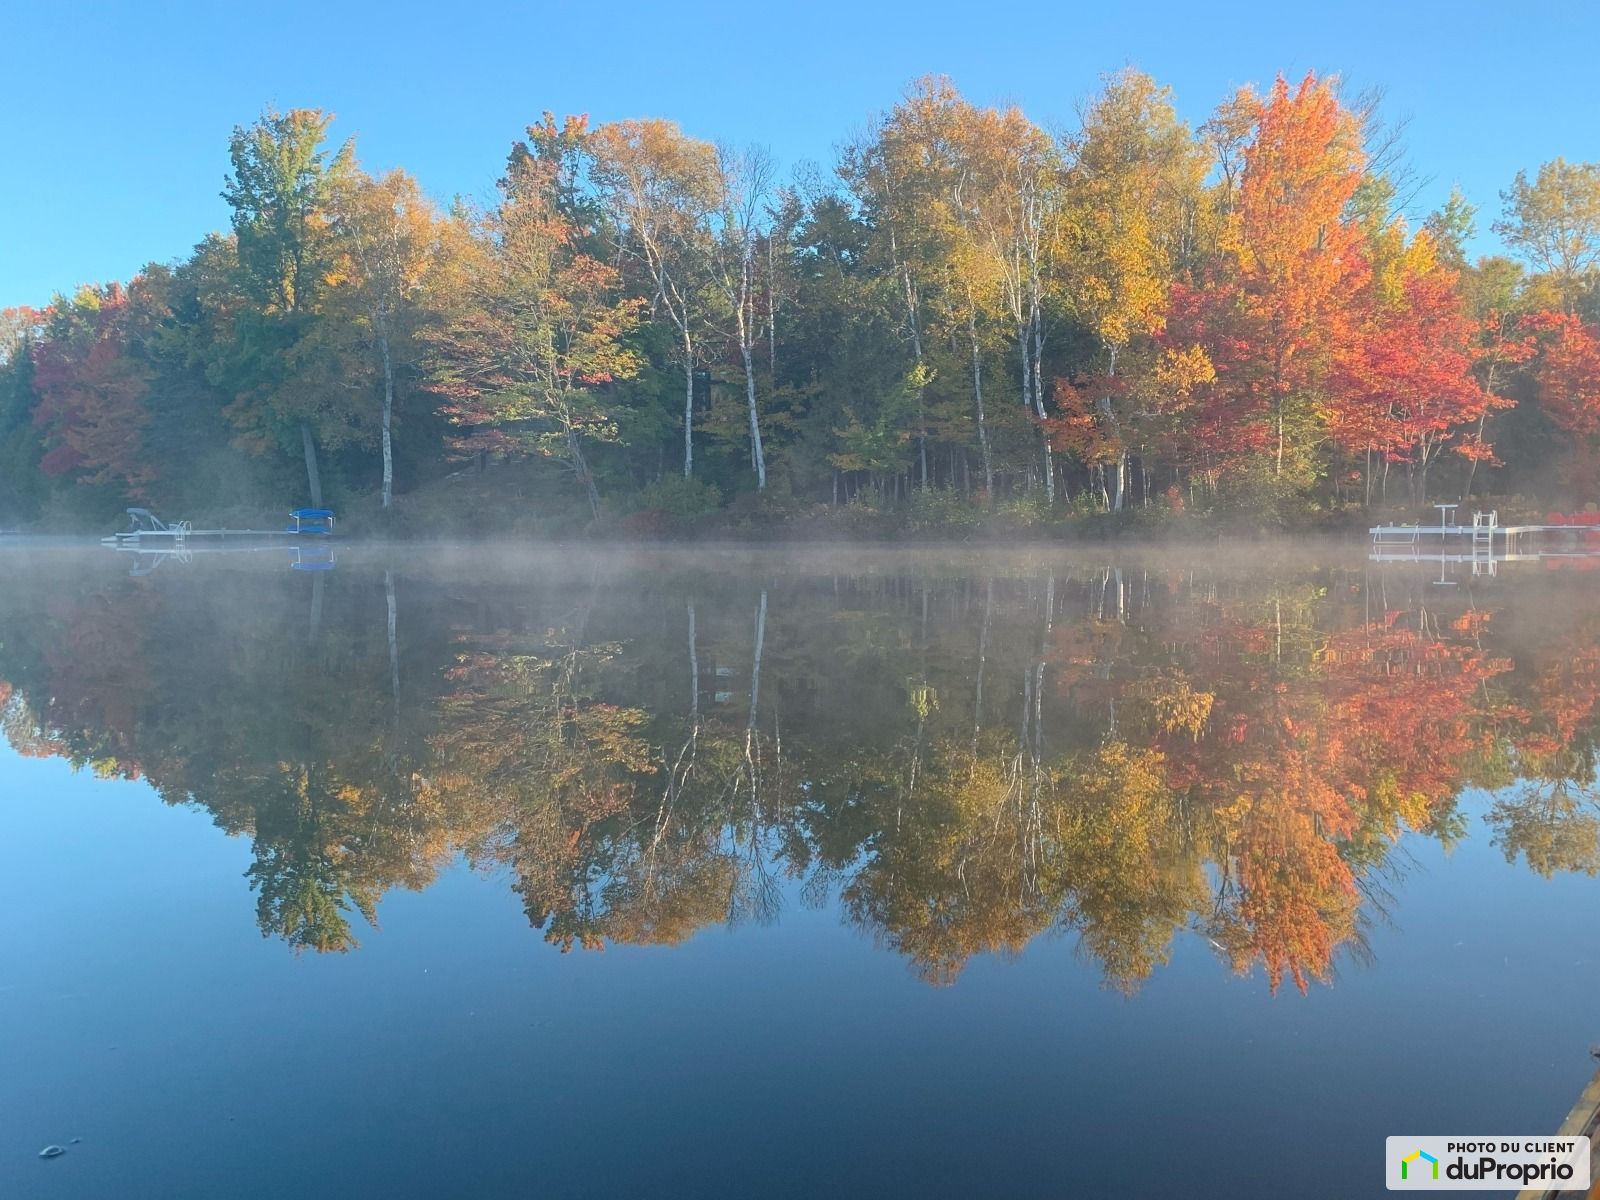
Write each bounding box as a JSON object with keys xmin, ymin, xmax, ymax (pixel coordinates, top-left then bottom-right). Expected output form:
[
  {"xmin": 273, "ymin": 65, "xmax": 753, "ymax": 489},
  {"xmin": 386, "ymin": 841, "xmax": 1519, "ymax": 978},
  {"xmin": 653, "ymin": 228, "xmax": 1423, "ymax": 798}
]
[{"xmin": 102, "ymin": 508, "xmax": 193, "ymax": 547}]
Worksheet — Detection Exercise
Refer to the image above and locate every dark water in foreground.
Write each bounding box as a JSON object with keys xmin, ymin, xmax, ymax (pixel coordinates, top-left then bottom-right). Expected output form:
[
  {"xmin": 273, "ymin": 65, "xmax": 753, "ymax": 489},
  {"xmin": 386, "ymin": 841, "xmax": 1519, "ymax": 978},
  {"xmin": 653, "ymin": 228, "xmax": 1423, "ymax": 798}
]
[{"xmin": 1, "ymin": 544, "xmax": 1597, "ymax": 1199}]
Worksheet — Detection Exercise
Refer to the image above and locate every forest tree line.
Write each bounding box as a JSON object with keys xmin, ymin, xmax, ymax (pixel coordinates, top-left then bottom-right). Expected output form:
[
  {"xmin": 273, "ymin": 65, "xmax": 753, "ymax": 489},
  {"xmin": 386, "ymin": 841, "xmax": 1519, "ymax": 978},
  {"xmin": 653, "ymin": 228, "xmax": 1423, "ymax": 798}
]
[{"xmin": 2, "ymin": 70, "xmax": 1599, "ymax": 530}]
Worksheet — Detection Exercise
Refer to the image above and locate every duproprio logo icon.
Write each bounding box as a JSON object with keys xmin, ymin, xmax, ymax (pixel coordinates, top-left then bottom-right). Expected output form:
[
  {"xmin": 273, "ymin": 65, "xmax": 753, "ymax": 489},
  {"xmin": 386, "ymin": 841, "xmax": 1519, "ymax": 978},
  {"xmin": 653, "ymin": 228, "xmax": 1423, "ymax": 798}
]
[{"xmin": 1401, "ymin": 1150, "xmax": 1439, "ymax": 1181}]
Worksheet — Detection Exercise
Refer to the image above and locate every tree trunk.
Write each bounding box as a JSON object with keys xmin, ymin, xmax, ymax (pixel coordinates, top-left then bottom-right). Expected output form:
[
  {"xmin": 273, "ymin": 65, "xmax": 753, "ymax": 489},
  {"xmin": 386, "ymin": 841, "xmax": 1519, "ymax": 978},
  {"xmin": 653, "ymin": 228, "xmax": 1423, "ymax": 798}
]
[
  {"xmin": 897, "ymin": 265, "xmax": 927, "ymax": 489},
  {"xmin": 1029, "ymin": 259, "xmax": 1052, "ymax": 505},
  {"xmin": 735, "ymin": 240, "xmax": 767, "ymax": 490},
  {"xmin": 682, "ymin": 330, "xmax": 695, "ymax": 479},
  {"xmin": 767, "ymin": 235, "xmax": 777, "ymax": 380},
  {"xmin": 1462, "ymin": 412, "xmax": 1488, "ymax": 501},
  {"xmin": 740, "ymin": 340, "xmax": 766, "ymax": 490},
  {"xmin": 378, "ymin": 326, "xmax": 394, "ymax": 509},
  {"xmin": 300, "ymin": 421, "xmax": 323, "ymax": 509},
  {"xmin": 969, "ymin": 309, "xmax": 994, "ymax": 497},
  {"xmin": 565, "ymin": 414, "xmax": 600, "ymax": 520},
  {"xmin": 1276, "ymin": 404, "xmax": 1284, "ymax": 477},
  {"xmin": 1018, "ymin": 321, "xmax": 1034, "ymax": 416},
  {"xmin": 1104, "ymin": 345, "xmax": 1123, "ymax": 511},
  {"xmin": 1032, "ymin": 357, "xmax": 1054, "ymax": 505}
]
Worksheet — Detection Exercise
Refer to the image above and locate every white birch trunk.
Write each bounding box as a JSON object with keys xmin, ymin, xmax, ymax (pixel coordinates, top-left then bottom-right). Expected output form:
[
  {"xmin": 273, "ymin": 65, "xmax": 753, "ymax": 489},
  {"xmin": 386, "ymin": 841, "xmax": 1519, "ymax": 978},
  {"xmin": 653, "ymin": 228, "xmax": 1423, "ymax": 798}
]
[
  {"xmin": 377, "ymin": 314, "xmax": 394, "ymax": 509},
  {"xmin": 682, "ymin": 333, "xmax": 695, "ymax": 479}
]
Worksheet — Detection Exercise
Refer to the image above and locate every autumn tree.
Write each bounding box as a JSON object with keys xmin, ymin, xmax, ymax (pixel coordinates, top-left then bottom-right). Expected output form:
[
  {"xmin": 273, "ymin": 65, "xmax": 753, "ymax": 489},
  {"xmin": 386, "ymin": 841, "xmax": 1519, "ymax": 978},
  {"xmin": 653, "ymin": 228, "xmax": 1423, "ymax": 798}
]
[
  {"xmin": 1423, "ymin": 186, "xmax": 1477, "ymax": 272},
  {"xmin": 840, "ymin": 77, "xmax": 966, "ymax": 492},
  {"xmin": 0, "ymin": 308, "xmax": 41, "ymax": 364},
  {"xmin": 1327, "ymin": 231, "xmax": 1508, "ymax": 503},
  {"xmin": 1060, "ymin": 69, "xmax": 1208, "ymax": 508},
  {"xmin": 1494, "ymin": 158, "xmax": 1600, "ymax": 312},
  {"xmin": 956, "ymin": 97, "xmax": 1063, "ymax": 500},
  {"xmin": 325, "ymin": 165, "xmax": 455, "ymax": 508},
  {"xmin": 588, "ymin": 119, "xmax": 723, "ymax": 480},
  {"xmin": 427, "ymin": 124, "xmax": 643, "ymax": 519},
  {"xmin": 29, "ymin": 283, "xmax": 158, "ymax": 499},
  {"xmin": 1169, "ymin": 74, "xmax": 1366, "ymax": 491},
  {"xmin": 1528, "ymin": 310, "xmax": 1600, "ymax": 500}
]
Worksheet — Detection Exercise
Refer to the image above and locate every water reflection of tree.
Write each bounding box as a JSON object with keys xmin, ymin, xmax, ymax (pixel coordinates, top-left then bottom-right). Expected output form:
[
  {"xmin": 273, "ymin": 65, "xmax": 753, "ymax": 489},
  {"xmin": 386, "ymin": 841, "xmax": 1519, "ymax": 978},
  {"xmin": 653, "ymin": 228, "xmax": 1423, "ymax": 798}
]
[
  {"xmin": 6, "ymin": 557, "xmax": 1600, "ymax": 992},
  {"xmin": 429, "ymin": 632, "xmax": 654, "ymax": 949},
  {"xmin": 1489, "ymin": 784, "xmax": 1600, "ymax": 877},
  {"xmin": 0, "ymin": 560, "xmax": 455, "ymax": 953},
  {"xmin": 1486, "ymin": 619, "xmax": 1600, "ymax": 877},
  {"xmin": 246, "ymin": 765, "xmax": 377, "ymax": 954}
]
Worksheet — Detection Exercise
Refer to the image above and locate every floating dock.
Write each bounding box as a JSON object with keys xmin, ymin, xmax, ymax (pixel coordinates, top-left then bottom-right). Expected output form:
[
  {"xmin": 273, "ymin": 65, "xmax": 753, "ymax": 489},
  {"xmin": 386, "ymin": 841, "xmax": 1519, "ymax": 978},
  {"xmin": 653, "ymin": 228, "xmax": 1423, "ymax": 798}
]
[
  {"xmin": 1369, "ymin": 506, "xmax": 1600, "ymax": 571},
  {"xmin": 101, "ymin": 507, "xmax": 335, "ymax": 550}
]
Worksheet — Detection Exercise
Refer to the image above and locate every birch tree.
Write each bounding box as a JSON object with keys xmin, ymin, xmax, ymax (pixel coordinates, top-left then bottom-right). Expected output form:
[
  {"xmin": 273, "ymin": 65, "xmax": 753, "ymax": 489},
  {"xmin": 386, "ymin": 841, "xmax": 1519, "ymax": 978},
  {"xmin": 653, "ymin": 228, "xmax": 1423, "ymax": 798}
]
[
  {"xmin": 327, "ymin": 167, "xmax": 450, "ymax": 508},
  {"xmin": 588, "ymin": 120, "xmax": 723, "ymax": 479},
  {"xmin": 841, "ymin": 78, "xmax": 969, "ymax": 490},
  {"xmin": 1061, "ymin": 70, "xmax": 1207, "ymax": 510},
  {"xmin": 713, "ymin": 143, "xmax": 775, "ymax": 489},
  {"xmin": 958, "ymin": 100, "xmax": 1063, "ymax": 500}
]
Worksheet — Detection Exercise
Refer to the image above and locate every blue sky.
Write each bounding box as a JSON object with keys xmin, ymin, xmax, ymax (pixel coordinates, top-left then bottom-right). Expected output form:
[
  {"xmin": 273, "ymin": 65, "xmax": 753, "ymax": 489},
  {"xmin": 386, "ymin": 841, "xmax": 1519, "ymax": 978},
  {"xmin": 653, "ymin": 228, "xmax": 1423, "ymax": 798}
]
[{"xmin": 3, "ymin": 0, "xmax": 1597, "ymax": 308}]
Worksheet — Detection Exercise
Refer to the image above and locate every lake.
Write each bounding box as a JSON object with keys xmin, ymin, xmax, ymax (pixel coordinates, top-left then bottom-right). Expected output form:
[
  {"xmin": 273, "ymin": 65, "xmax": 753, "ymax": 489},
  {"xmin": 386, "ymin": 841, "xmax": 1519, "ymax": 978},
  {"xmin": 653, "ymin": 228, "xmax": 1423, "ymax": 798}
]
[{"xmin": 1, "ymin": 542, "xmax": 1597, "ymax": 1199}]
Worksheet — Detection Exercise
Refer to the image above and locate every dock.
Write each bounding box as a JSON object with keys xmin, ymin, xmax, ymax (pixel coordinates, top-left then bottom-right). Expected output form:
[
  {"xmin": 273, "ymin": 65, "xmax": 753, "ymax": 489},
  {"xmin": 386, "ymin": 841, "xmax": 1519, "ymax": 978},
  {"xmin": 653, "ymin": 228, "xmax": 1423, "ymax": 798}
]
[
  {"xmin": 101, "ymin": 507, "xmax": 335, "ymax": 550},
  {"xmin": 1516, "ymin": 1062, "xmax": 1600, "ymax": 1199},
  {"xmin": 1369, "ymin": 506, "xmax": 1600, "ymax": 572}
]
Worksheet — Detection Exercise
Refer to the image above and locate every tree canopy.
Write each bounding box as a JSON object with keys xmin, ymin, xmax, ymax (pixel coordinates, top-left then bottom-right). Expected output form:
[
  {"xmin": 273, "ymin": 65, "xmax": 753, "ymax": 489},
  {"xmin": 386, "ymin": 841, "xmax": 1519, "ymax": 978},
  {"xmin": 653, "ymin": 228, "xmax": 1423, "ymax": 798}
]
[{"xmin": 3, "ymin": 77, "xmax": 1598, "ymax": 531}]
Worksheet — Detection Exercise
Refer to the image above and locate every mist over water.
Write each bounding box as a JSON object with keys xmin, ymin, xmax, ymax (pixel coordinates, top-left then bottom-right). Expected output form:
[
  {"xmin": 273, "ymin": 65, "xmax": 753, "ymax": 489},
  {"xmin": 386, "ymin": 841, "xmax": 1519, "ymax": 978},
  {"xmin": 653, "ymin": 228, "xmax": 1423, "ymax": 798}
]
[{"xmin": 2, "ymin": 542, "xmax": 1598, "ymax": 1198}]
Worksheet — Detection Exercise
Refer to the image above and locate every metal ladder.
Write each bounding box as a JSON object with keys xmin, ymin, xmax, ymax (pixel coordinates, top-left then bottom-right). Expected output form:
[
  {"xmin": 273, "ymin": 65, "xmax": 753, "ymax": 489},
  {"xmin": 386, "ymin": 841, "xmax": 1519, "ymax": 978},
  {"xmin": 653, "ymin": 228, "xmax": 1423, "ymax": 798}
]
[{"xmin": 1471, "ymin": 510, "xmax": 1497, "ymax": 550}]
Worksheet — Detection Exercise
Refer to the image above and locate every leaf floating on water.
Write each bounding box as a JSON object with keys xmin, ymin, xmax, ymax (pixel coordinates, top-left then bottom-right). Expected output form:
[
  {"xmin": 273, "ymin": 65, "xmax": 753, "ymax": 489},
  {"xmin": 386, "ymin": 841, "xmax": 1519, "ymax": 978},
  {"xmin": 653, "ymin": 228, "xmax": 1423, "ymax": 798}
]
[{"xmin": 39, "ymin": 1145, "xmax": 67, "ymax": 1159}]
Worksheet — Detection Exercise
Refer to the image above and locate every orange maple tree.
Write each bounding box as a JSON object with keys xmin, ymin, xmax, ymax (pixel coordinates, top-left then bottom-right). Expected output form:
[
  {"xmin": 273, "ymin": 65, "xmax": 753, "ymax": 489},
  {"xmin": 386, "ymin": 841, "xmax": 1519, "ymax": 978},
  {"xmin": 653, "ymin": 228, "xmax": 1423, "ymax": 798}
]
[{"xmin": 1166, "ymin": 73, "xmax": 1366, "ymax": 481}]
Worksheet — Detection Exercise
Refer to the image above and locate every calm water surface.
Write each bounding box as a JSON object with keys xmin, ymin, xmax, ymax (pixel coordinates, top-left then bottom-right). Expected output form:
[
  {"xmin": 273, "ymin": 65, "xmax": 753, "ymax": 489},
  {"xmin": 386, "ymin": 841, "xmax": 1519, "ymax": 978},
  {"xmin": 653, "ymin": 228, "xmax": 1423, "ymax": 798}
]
[{"xmin": 2, "ymin": 544, "xmax": 1597, "ymax": 1199}]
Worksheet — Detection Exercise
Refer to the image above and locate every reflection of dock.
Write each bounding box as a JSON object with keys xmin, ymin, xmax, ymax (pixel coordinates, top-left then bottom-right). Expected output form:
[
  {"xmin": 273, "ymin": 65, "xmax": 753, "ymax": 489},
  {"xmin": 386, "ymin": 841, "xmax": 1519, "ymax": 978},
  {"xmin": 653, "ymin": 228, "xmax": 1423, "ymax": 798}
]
[
  {"xmin": 111, "ymin": 542, "xmax": 336, "ymax": 576},
  {"xmin": 1516, "ymin": 1064, "xmax": 1600, "ymax": 1199}
]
